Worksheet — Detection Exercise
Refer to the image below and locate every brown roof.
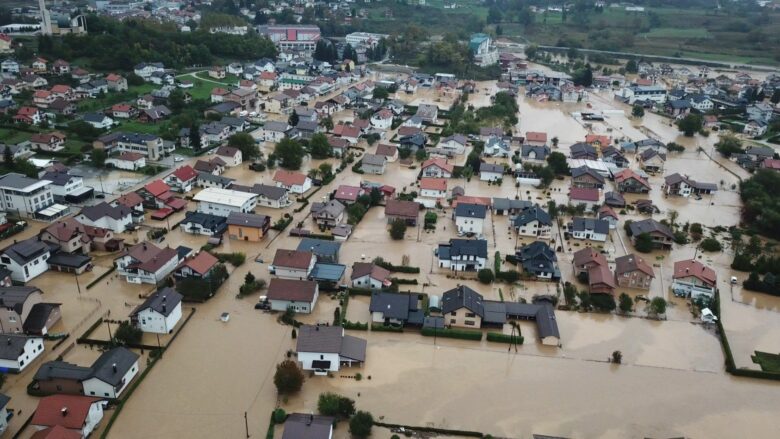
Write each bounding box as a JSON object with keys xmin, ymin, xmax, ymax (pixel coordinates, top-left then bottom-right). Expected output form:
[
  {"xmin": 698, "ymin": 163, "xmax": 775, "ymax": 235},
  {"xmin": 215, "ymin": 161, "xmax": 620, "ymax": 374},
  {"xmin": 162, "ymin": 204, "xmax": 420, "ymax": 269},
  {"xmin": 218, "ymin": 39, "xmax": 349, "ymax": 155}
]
[
  {"xmin": 350, "ymin": 262, "xmax": 391, "ymax": 282},
  {"xmin": 375, "ymin": 143, "xmax": 397, "ymax": 157},
  {"xmin": 178, "ymin": 251, "xmax": 219, "ymax": 276},
  {"xmin": 273, "ymin": 170, "xmax": 307, "ymax": 186},
  {"xmin": 136, "ymin": 247, "xmax": 178, "ymax": 273},
  {"xmin": 115, "ymin": 192, "xmax": 143, "ymax": 208},
  {"xmin": 31, "ymin": 426, "xmax": 82, "ymax": 439},
  {"xmin": 573, "ymin": 247, "xmax": 607, "ymax": 269},
  {"xmin": 673, "ymin": 259, "xmax": 716, "ymax": 286},
  {"xmin": 589, "ymin": 264, "xmax": 616, "ymax": 289},
  {"xmin": 397, "ymin": 126, "xmax": 422, "ymax": 137},
  {"xmin": 335, "ymin": 185, "xmax": 362, "ymax": 202},
  {"xmin": 569, "ymin": 187, "xmax": 600, "ymax": 202},
  {"xmin": 272, "ymin": 249, "xmax": 313, "ymax": 269},
  {"xmin": 614, "ymin": 169, "xmax": 650, "ymax": 189},
  {"xmin": 384, "ymin": 199, "xmax": 419, "ymax": 218},
  {"xmin": 615, "ymin": 254, "xmax": 654, "ymax": 277},
  {"xmin": 525, "ymin": 131, "xmax": 547, "ymax": 143},
  {"xmin": 420, "ymin": 178, "xmax": 447, "ymax": 191},
  {"xmin": 31, "ymin": 395, "xmax": 103, "ymax": 430},
  {"xmin": 422, "ymin": 158, "xmax": 454, "ymax": 173},
  {"xmin": 267, "ymin": 278, "xmax": 317, "ymax": 302},
  {"xmin": 216, "ymin": 145, "xmax": 239, "ymax": 157}
]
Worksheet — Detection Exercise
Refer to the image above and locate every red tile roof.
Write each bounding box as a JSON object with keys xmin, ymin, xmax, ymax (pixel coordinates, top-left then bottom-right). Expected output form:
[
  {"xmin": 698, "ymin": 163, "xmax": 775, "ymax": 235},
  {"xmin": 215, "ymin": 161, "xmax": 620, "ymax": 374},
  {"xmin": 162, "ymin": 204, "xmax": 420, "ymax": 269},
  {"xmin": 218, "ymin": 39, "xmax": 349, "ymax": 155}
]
[
  {"xmin": 31, "ymin": 395, "xmax": 103, "ymax": 430},
  {"xmin": 31, "ymin": 425, "xmax": 82, "ymax": 439},
  {"xmin": 569, "ymin": 187, "xmax": 600, "ymax": 202},
  {"xmin": 585, "ymin": 134, "xmax": 611, "ymax": 146},
  {"xmin": 421, "ymin": 158, "xmax": 454, "ymax": 174},
  {"xmin": 384, "ymin": 199, "xmax": 419, "ymax": 218},
  {"xmin": 178, "ymin": 251, "xmax": 219, "ymax": 276},
  {"xmin": 267, "ymin": 278, "xmax": 317, "ymax": 302},
  {"xmin": 117, "ymin": 152, "xmax": 145, "ymax": 162},
  {"xmin": 273, "ymin": 249, "xmax": 313, "ymax": 269},
  {"xmin": 115, "ymin": 192, "xmax": 143, "ymax": 207},
  {"xmin": 273, "ymin": 170, "xmax": 307, "ymax": 186},
  {"xmin": 420, "ymin": 178, "xmax": 447, "ymax": 191},
  {"xmin": 525, "ymin": 131, "xmax": 547, "ymax": 143},
  {"xmin": 50, "ymin": 85, "xmax": 71, "ymax": 94},
  {"xmin": 673, "ymin": 259, "xmax": 716, "ymax": 287},
  {"xmin": 614, "ymin": 169, "xmax": 650, "ymax": 189},
  {"xmin": 335, "ymin": 185, "xmax": 362, "ymax": 202},
  {"xmin": 143, "ymin": 180, "xmax": 171, "ymax": 197},
  {"xmin": 171, "ymin": 165, "xmax": 197, "ymax": 182}
]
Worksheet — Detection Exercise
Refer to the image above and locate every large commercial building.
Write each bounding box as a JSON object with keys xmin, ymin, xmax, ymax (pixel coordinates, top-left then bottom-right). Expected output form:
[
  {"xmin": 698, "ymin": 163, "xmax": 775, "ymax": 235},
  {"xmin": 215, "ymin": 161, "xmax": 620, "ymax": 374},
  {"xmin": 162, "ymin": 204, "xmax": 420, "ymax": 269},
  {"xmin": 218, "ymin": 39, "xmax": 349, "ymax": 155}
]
[{"xmin": 256, "ymin": 25, "xmax": 320, "ymax": 55}]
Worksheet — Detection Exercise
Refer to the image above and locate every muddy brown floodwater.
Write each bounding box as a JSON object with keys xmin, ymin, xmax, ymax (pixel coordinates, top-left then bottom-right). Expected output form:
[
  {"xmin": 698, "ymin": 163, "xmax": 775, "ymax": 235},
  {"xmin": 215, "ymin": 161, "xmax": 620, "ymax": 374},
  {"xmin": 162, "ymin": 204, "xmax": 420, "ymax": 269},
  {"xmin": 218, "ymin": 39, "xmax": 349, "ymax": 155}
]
[{"xmin": 4, "ymin": 72, "xmax": 779, "ymax": 439}]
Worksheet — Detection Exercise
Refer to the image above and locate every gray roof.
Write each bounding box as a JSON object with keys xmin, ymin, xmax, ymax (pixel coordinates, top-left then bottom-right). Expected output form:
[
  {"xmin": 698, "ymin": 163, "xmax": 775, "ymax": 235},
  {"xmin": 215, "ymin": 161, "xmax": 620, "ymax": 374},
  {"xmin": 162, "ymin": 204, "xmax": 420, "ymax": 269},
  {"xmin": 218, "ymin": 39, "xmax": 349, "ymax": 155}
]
[
  {"xmin": 309, "ymin": 263, "xmax": 346, "ymax": 282},
  {"xmin": 197, "ymin": 172, "xmax": 234, "ymax": 187},
  {"xmin": 40, "ymin": 171, "xmax": 75, "ymax": 186},
  {"xmin": 369, "ymin": 291, "xmax": 419, "ymax": 320},
  {"xmin": 130, "ymin": 287, "xmax": 183, "ymax": 318},
  {"xmin": 232, "ymin": 183, "xmax": 288, "ymax": 201},
  {"xmin": 0, "ymin": 335, "xmax": 39, "ymax": 360},
  {"xmin": 0, "ymin": 286, "xmax": 41, "ymax": 314},
  {"xmin": 311, "ymin": 199, "xmax": 345, "ymax": 218},
  {"xmin": 604, "ymin": 191, "xmax": 625, "ymax": 207},
  {"xmin": 454, "ymin": 203, "xmax": 487, "ymax": 219},
  {"xmin": 79, "ymin": 202, "xmax": 131, "ymax": 221},
  {"xmin": 521, "ymin": 144, "xmax": 550, "ymax": 159},
  {"xmin": 361, "ymin": 153, "xmax": 386, "ymax": 167},
  {"xmin": 34, "ymin": 360, "xmax": 92, "ymax": 382},
  {"xmin": 492, "ymin": 198, "xmax": 532, "ymax": 211},
  {"xmin": 439, "ymin": 239, "xmax": 487, "ymax": 260},
  {"xmin": 629, "ymin": 218, "xmax": 673, "ymax": 239},
  {"xmin": 570, "ymin": 142, "xmax": 597, "ymax": 159},
  {"xmin": 89, "ymin": 347, "xmax": 140, "ymax": 387},
  {"xmin": 1, "ymin": 238, "xmax": 50, "ymax": 265},
  {"xmin": 226, "ymin": 211, "xmax": 269, "ymax": 228},
  {"xmin": 182, "ymin": 211, "xmax": 227, "ymax": 233},
  {"xmin": 83, "ymin": 112, "xmax": 110, "ymax": 123},
  {"xmin": 296, "ymin": 325, "xmax": 367, "ymax": 362},
  {"xmin": 513, "ymin": 205, "xmax": 551, "ymax": 227},
  {"xmin": 263, "ymin": 120, "xmax": 289, "ymax": 133},
  {"xmin": 479, "ymin": 162, "xmax": 504, "ymax": 174},
  {"xmin": 571, "ymin": 166, "xmax": 605, "ymax": 183},
  {"xmin": 571, "ymin": 217, "xmax": 610, "ymax": 234},
  {"xmin": 0, "ymin": 172, "xmax": 42, "ymax": 190},
  {"xmin": 282, "ymin": 413, "xmax": 334, "ymax": 439},
  {"xmin": 0, "ymin": 393, "xmax": 9, "ymax": 410},
  {"xmin": 23, "ymin": 303, "xmax": 61, "ymax": 334},
  {"xmin": 441, "ymin": 285, "xmax": 484, "ymax": 317},
  {"xmin": 518, "ymin": 241, "xmax": 558, "ymax": 277},
  {"xmin": 482, "ymin": 300, "xmax": 508, "ymax": 324},
  {"xmin": 297, "ymin": 238, "xmax": 341, "ymax": 257}
]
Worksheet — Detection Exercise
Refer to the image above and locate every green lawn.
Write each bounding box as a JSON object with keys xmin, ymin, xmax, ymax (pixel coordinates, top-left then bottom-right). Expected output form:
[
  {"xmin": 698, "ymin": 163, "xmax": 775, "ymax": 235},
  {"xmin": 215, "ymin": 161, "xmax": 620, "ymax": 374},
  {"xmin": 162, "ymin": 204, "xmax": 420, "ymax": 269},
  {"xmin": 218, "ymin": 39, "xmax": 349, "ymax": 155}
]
[
  {"xmin": 751, "ymin": 351, "xmax": 780, "ymax": 372},
  {"xmin": 192, "ymin": 71, "xmax": 239, "ymax": 86},
  {"xmin": 117, "ymin": 120, "xmax": 165, "ymax": 135},
  {"xmin": 640, "ymin": 27, "xmax": 712, "ymax": 39},
  {"xmin": 78, "ymin": 83, "xmax": 156, "ymax": 112},
  {"xmin": 0, "ymin": 128, "xmax": 33, "ymax": 144}
]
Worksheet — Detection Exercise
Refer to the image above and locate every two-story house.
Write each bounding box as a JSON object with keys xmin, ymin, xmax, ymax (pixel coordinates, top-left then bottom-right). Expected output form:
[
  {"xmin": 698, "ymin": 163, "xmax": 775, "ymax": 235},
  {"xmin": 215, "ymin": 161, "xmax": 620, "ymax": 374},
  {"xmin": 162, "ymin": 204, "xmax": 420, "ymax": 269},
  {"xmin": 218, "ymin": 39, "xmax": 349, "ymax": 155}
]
[
  {"xmin": 513, "ymin": 205, "xmax": 552, "ymax": 239},
  {"xmin": 270, "ymin": 250, "xmax": 316, "ymax": 280},
  {"xmin": 453, "ymin": 203, "xmax": 486, "ymax": 234},
  {"xmin": 114, "ymin": 242, "xmax": 179, "ymax": 285},
  {"xmin": 436, "ymin": 239, "xmax": 487, "ymax": 272},
  {"xmin": 129, "ymin": 288, "xmax": 183, "ymax": 334}
]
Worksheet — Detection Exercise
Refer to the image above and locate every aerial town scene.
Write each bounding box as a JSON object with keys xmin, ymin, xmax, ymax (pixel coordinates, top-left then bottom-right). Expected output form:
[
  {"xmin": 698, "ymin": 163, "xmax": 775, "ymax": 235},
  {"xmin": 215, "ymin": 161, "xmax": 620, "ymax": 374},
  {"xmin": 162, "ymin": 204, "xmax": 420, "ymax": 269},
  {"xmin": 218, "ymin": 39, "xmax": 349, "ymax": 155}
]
[{"xmin": 0, "ymin": 0, "xmax": 779, "ymax": 438}]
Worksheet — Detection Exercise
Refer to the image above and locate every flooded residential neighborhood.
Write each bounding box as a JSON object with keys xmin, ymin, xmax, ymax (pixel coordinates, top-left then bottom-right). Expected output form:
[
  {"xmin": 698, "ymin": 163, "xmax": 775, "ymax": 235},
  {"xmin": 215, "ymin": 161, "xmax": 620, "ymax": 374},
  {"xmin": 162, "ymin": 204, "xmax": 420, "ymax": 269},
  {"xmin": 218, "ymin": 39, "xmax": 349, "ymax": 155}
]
[{"xmin": 1, "ymin": 6, "xmax": 780, "ymax": 439}]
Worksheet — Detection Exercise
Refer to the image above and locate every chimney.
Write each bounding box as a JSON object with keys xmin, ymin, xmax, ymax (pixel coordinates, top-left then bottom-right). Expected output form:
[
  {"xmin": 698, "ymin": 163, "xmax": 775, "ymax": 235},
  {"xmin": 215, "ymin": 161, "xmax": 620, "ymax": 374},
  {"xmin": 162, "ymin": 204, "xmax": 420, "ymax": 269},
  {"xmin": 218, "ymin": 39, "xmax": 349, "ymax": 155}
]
[
  {"xmin": 6, "ymin": 338, "xmax": 10, "ymax": 345},
  {"xmin": 143, "ymin": 243, "xmax": 147, "ymax": 250},
  {"xmin": 112, "ymin": 363, "xmax": 117, "ymax": 373},
  {"xmin": 162, "ymin": 304, "xmax": 166, "ymax": 313},
  {"xmin": 61, "ymin": 407, "xmax": 68, "ymax": 417}
]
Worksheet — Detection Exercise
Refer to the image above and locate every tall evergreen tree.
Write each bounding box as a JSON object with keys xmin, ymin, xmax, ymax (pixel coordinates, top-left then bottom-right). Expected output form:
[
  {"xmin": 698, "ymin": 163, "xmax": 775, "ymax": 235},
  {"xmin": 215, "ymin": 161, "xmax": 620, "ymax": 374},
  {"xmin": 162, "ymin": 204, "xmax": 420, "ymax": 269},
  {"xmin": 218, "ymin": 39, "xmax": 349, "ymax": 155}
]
[{"xmin": 190, "ymin": 123, "xmax": 202, "ymax": 151}]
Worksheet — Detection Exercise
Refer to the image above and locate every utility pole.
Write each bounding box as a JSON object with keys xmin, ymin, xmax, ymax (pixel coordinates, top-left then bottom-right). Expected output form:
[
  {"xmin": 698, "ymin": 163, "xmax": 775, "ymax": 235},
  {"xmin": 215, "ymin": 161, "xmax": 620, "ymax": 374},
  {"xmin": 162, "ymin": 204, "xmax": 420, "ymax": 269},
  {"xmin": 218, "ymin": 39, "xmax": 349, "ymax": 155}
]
[
  {"xmin": 244, "ymin": 411, "xmax": 250, "ymax": 438},
  {"xmin": 105, "ymin": 320, "xmax": 113, "ymax": 341},
  {"xmin": 74, "ymin": 272, "xmax": 81, "ymax": 295},
  {"xmin": 156, "ymin": 333, "xmax": 162, "ymax": 359}
]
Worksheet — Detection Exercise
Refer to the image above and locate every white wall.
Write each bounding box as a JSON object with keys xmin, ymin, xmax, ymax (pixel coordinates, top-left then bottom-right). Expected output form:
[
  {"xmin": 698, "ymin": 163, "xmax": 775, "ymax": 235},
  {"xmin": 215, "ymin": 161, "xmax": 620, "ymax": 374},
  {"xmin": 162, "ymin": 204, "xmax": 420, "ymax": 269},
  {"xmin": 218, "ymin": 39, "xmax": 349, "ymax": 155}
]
[
  {"xmin": 197, "ymin": 199, "xmax": 256, "ymax": 217},
  {"xmin": 298, "ymin": 351, "xmax": 339, "ymax": 371},
  {"xmin": 455, "ymin": 216, "xmax": 484, "ymax": 234},
  {"xmin": 0, "ymin": 337, "xmax": 44, "ymax": 372},
  {"xmin": 83, "ymin": 360, "xmax": 139, "ymax": 398},
  {"xmin": 137, "ymin": 302, "xmax": 182, "ymax": 334},
  {"xmin": 1, "ymin": 252, "xmax": 50, "ymax": 283},
  {"xmin": 82, "ymin": 402, "xmax": 106, "ymax": 438},
  {"xmin": 352, "ymin": 275, "xmax": 383, "ymax": 289}
]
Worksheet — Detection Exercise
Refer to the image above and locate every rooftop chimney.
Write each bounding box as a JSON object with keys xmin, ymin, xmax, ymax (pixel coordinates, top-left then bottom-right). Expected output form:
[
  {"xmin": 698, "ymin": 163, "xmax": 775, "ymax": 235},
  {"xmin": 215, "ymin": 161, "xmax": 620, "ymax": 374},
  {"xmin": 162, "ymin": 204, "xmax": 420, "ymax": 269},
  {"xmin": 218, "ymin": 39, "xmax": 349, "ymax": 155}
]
[
  {"xmin": 112, "ymin": 363, "xmax": 117, "ymax": 373},
  {"xmin": 61, "ymin": 407, "xmax": 68, "ymax": 417}
]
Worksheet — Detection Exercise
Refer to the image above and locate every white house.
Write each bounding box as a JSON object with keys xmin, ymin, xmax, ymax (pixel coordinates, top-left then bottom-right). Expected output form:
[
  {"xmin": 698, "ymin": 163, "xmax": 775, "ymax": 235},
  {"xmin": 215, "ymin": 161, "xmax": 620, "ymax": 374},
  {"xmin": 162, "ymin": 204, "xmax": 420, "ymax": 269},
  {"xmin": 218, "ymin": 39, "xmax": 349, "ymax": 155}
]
[
  {"xmin": 436, "ymin": 239, "xmax": 488, "ymax": 272},
  {"xmin": 569, "ymin": 217, "xmax": 609, "ymax": 242},
  {"xmin": 256, "ymin": 121, "xmax": 289, "ymax": 142},
  {"xmin": 370, "ymin": 109, "xmax": 393, "ymax": 130},
  {"xmin": 438, "ymin": 134, "xmax": 467, "ymax": 155},
  {"xmin": 618, "ymin": 85, "xmax": 667, "ymax": 104},
  {"xmin": 105, "ymin": 152, "xmax": 146, "ymax": 171},
  {"xmin": 31, "ymin": 395, "xmax": 106, "ymax": 438},
  {"xmin": 81, "ymin": 347, "xmax": 139, "ymax": 398},
  {"xmin": 672, "ymin": 259, "xmax": 717, "ymax": 302},
  {"xmin": 39, "ymin": 171, "xmax": 93, "ymax": 204},
  {"xmin": 479, "ymin": 162, "xmax": 504, "ymax": 182},
  {"xmin": 0, "ymin": 335, "xmax": 44, "ymax": 372},
  {"xmin": 295, "ymin": 325, "xmax": 366, "ymax": 374},
  {"xmin": 129, "ymin": 288, "xmax": 183, "ymax": 334},
  {"xmin": 193, "ymin": 188, "xmax": 258, "ymax": 217},
  {"xmin": 271, "ymin": 249, "xmax": 316, "ymax": 280},
  {"xmin": 0, "ymin": 173, "xmax": 56, "ymax": 219},
  {"xmin": 267, "ymin": 278, "xmax": 319, "ymax": 313},
  {"xmin": 82, "ymin": 113, "xmax": 114, "ymax": 129},
  {"xmin": 419, "ymin": 178, "xmax": 447, "ymax": 199},
  {"xmin": 421, "ymin": 158, "xmax": 454, "ymax": 178},
  {"xmin": 233, "ymin": 184, "xmax": 291, "ymax": 209},
  {"xmin": 350, "ymin": 262, "xmax": 391, "ymax": 289},
  {"xmin": 454, "ymin": 203, "xmax": 486, "ymax": 234},
  {"xmin": 513, "ymin": 205, "xmax": 552, "ymax": 239},
  {"xmin": 133, "ymin": 62, "xmax": 165, "ymax": 79},
  {"xmin": 114, "ymin": 242, "xmax": 180, "ymax": 285},
  {"xmin": 215, "ymin": 145, "xmax": 242, "ymax": 167},
  {"xmin": 0, "ymin": 238, "xmax": 51, "ymax": 283},
  {"xmin": 273, "ymin": 170, "xmax": 312, "ymax": 194},
  {"xmin": 75, "ymin": 202, "xmax": 133, "ymax": 233}
]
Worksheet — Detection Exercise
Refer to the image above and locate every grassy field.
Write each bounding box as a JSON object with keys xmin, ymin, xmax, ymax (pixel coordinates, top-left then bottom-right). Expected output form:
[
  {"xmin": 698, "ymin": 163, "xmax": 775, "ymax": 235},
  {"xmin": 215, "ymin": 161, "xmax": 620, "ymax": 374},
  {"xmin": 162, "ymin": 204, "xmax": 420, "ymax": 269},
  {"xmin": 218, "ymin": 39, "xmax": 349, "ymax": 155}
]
[
  {"xmin": 0, "ymin": 128, "xmax": 33, "ymax": 144},
  {"xmin": 177, "ymin": 74, "xmax": 219, "ymax": 100},
  {"xmin": 640, "ymin": 28, "xmax": 712, "ymax": 39},
  {"xmin": 78, "ymin": 83, "xmax": 156, "ymax": 112},
  {"xmin": 116, "ymin": 120, "xmax": 165, "ymax": 135},
  {"xmin": 752, "ymin": 351, "xmax": 780, "ymax": 372}
]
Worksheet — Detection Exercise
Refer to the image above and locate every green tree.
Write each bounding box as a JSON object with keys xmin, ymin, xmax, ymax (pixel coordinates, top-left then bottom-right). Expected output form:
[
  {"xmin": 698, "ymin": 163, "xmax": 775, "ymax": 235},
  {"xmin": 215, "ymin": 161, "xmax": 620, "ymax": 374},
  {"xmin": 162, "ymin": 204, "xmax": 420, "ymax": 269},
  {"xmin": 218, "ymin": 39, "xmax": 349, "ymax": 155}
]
[
  {"xmin": 389, "ymin": 218, "xmax": 407, "ymax": 240},
  {"xmin": 320, "ymin": 115, "xmax": 334, "ymax": 132},
  {"xmin": 625, "ymin": 59, "xmax": 638, "ymax": 73},
  {"xmin": 634, "ymin": 233, "xmax": 654, "ymax": 253},
  {"xmin": 618, "ymin": 293, "xmax": 633, "ymax": 313},
  {"xmin": 190, "ymin": 123, "xmax": 201, "ymax": 151},
  {"xmin": 591, "ymin": 293, "xmax": 616, "ymax": 311},
  {"xmin": 288, "ymin": 109, "xmax": 299, "ymax": 127},
  {"xmin": 114, "ymin": 321, "xmax": 142, "ymax": 345},
  {"xmin": 2, "ymin": 145, "xmax": 12, "ymax": 167},
  {"xmin": 317, "ymin": 392, "xmax": 356, "ymax": 418},
  {"xmin": 415, "ymin": 148, "xmax": 428, "ymax": 162},
  {"xmin": 369, "ymin": 187, "xmax": 382, "ymax": 206},
  {"xmin": 563, "ymin": 283, "xmax": 577, "ymax": 306},
  {"xmin": 714, "ymin": 133, "xmax": 743, "ymax": 157},
  {"xmin": 577, "ymin": 291, "xmax": 592, "ymax": 310},
  {"xmin": 546, "ymin": 151, "xmax": 570, "ymax": 175},
  {"xmin": 228, "ymin": 132, "xmax": 260, "ymax": 160},
  {"xmin": 649, "ymin": 297, "xmax": 667, "ymax": 315},
  {"xmin": 349, "ymin": 411, "xmax": 374, "ymax": 438},
  {"xmin": 372, "ymin": 87, "xmax": 389, "ymax": 100},
  {"xmin": 91, "ymin": 149, "xmax": 107, "ymax": 168},
  {"xmin": 700, "ymin": 237, "xmax": 722, "ymax": 252},
  {"xmin": 666, "ymin": 142, "xmax": 685, "ymax": 152},
  {"xmin": 275, "ymin": 137, "xmax": 305, "ymax": 170},
  {"xmin": 631, "ymin": 105, "xmax": 645, "ymax": 118},
  {"xmin": 478, "ymin": 268, "xmax": 495, "ymax": 284},
  {"xmin": 308, "ymin": 133, "xmax": 332, "ymax": 159},
  {"xmin": 675, "ymin": 114, "xmax": 703, "ymax": 137},
  {"xmin": 273, "ymin": 360, "xmax": 304, "ymax": 394}
]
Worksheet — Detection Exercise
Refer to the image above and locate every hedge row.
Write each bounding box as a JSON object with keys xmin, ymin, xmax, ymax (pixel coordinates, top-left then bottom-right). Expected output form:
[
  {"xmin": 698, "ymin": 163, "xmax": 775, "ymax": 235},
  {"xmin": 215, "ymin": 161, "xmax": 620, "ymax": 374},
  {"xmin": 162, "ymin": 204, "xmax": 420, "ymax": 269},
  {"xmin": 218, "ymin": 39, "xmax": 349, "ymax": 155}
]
[
  {"xmin": 85, "ymin": 266, "xmax": 116, "ymax": 290},
  {"xmin": 371, "ymin": 323, "xmax": 403, "ymax": 333},
  {"xmin": 421, "ymin": 327, "xmax": 482, "ymax": 341},
  {"xmin": 391, "ymin": 277, "xmax": 418, "ymax": 285},
  {"xmin": 374, "ymin": 260, "xmax": 421, "ymax": 274},
  {"xmin": 347, "ymin": 287, "xmax": 372, "ymax": 296},
  {"xmin": 486, "ymin": 332, "xmax": 524, "ymax": 344},
  {"xmin": 342, "ymin": 320, "xmax": 368, "ymax": 331},
  {"xmin": 306, "ymin": 233, "xmax": 335, "ymax": 241}
]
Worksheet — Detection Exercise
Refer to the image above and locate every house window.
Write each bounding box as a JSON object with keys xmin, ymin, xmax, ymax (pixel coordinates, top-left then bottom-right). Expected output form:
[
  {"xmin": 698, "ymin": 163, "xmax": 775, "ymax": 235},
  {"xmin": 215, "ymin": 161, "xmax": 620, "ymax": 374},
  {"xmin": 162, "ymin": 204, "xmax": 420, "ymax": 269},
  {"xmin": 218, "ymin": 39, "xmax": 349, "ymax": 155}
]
[
  {"xmin": 449, "ymin": 319, "xmax": 456, "ymax": 324},
  {"xmin": 105, "ymin": 393, "xmax": 110, "ymax": 397},
  {"xmin": 8, "ymin": 316, "xmax": 15, "ymax": 323},
  {"xmin": 465, "ymin": 320, "xmax": 475, "ymax": 326},
  {"xmin": 450, "ymin": 312, "xmax": 457, "ymax": 316},
  {"xmin": 465, "ymin": 313, "xmax": 476, "ymax": 318}
]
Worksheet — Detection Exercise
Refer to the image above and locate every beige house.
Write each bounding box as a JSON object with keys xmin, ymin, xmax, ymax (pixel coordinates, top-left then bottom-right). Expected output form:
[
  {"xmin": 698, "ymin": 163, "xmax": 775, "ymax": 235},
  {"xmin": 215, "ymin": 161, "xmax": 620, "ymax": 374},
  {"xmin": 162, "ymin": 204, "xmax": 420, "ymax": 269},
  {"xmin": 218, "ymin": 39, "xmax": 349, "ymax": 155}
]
[
  {"xmin": 614, "ymin": 254, "xmax": 654, "ymax": 290},
  {"xmin": 441, "ymin": 285, "xmax": 483, "ymax": 328}
]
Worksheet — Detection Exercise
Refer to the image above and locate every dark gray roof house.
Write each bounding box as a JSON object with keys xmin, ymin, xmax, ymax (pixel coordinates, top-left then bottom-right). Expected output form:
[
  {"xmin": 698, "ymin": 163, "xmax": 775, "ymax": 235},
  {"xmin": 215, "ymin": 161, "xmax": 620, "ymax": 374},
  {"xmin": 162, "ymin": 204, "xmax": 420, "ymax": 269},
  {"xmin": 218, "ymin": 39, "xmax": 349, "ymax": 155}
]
[
  {"xmin": 0, "ymin": 334, "xmax": 39, "ymax": 361},
  {"xmin": 79, "ymin": 202, "xmax": 131, "ymax": 221},
  {"xmin": 454, "ymin": 203, "xmax": 487, "ymax": 219},
  {"xmin": 604, "ymin": 191, "xmax": 626, "ymax": 207},
  {"xmin": 517, "ymin": 241, "xmax": 560, "ymax": 280},
  {"xmin": 479, "ymin": 163, "xmax": 504, "ymax": 174},
  {"xmin": 629, "ymin": 218, "xmax": 673, "ymax": 239},
  {"xmin": 369, "ymin": 291, "xmax": 424, "ymax": 325},
  {"xmin": 571, "ymin": 217, "xmax": 610, "ymax": 235},
  {"xmin": 437, "ymin": 239, "xmax": 488, "ymax": 262},
  {"xmin": 441, "ymin": 285, "xmax": 484, "ymax": 317},
  {"xmin": 182, "ymin": 211, "xmax": 228, "ymax": 235},
  {"xmin": 33, "ymin": 360, "xmax": 92, "ymax": 383},
  {"xmin": 513, "ymin": 205, "xmax": 551, "ymax": 227},
  {"xmin": 226, "ymin": 211, "xmax": 270, "ymax": 229},
  {"xmin": 569, "ymin": 142, "xmax": 598, "ymax": 160},
  {"xmin": 89, "ymin": 347, "xmax": 139, "ymax": 389},
  {"xmin": 492, "ymin": 198, "xmax": 532, "ymax": 215},
  {"xmin": 521, "ymin": 144, "xmax": 551, "ymax": 161},
  {"xmin": 296, "ymin": 325, "xmax": 367, "ymax": 363},
  {"xmin": 197, "ymin": 172, "xmax": 234, "ymax": 188},
  {"xmin": 1, "ymin": 237, "xmax": 50, "ymax": 266},
  {"xmin": 297, "ymin": 238, "xmax": 341, "ymax": 263},
  {"xmin": 282, "ymin": 413, "xmax": 334, "ymax": 439},
  {"xmin": 130, "ymin": 288, "xmax": 183, "ymax": 319}
]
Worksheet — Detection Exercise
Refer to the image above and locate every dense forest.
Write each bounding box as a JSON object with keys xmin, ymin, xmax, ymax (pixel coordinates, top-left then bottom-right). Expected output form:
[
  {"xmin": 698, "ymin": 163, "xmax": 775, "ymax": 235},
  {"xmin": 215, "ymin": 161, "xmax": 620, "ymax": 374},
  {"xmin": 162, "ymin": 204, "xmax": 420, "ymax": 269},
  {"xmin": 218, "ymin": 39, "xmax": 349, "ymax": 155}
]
[{"xmin": 35, "ymin": 15, "xmax": 277, "ymax": 71}]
